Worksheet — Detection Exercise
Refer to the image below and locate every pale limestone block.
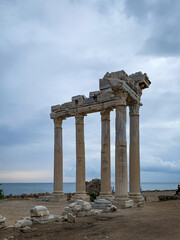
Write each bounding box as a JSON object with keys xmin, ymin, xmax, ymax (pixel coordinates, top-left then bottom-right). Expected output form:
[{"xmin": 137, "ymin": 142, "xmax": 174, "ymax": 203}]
[{"xmin": 30, "ymin": 206, "xmax": 49, "ymax": 217}]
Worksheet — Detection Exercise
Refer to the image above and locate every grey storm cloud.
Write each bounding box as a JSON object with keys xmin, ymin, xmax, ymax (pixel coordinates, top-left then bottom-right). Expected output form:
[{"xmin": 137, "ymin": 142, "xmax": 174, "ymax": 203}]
[
  {"xmin": 124, "ymin": 0, "xmax": 180, "ymax": 56},
  {"xmin": 0, "ymin": 0, "xmax": 180, "ymax": 182}
]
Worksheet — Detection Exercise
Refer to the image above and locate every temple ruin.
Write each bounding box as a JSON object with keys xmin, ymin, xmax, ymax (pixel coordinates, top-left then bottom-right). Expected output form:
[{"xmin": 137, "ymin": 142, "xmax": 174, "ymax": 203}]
[{"xmin": 50, "ymin": 70, "xmax": 151, "ymax": 207}]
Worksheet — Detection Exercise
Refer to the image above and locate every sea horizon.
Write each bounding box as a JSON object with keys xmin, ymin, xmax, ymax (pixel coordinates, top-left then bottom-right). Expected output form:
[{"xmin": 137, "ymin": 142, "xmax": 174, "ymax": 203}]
[{"xmin": 1, "ymin": 182, "xmax": 179, "ymax": 196}]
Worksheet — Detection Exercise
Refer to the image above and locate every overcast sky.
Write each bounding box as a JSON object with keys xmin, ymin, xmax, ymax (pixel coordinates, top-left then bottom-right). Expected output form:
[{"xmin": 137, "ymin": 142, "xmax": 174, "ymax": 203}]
[{"xmin": 0, "ymin": 0, "xmax": 180, "ymax": 183}]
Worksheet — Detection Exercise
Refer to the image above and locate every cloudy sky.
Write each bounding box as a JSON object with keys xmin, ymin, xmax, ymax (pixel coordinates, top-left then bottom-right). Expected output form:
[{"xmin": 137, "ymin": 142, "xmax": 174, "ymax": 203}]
[{"xmin": 0, "ymin": 0, "xmax": 180, "ymax": 183}]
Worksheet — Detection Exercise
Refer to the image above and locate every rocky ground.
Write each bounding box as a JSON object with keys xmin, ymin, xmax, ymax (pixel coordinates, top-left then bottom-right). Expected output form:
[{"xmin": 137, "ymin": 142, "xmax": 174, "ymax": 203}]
[{"xmin": 0, "ymin": 190, "xmax": 180, "ymax": 240}]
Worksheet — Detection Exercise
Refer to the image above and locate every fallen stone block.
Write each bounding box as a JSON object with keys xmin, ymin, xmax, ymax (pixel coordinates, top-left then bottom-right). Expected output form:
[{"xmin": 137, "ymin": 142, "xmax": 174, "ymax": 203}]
[
  {"xmin": 0, "ymin": 215, "xmax": 6, "ymax": 229},
  {"xmin": 30, "ymin": 206, "xmax": 49, "ymax": 217}
]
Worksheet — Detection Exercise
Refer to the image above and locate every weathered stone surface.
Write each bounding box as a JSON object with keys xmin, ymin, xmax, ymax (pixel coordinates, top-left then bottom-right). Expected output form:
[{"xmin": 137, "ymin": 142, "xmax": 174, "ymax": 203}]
[
  {"xmin": 90, "ymin": 209, "xmax": 103, "ymax": 215},
  {"xmin": 0, "ymin": 215, "xmax": 6, "ymax": 225},
  {"xmin": 91, "ymin": 198, "xmax": 117, "ymax": 212},
  {"xmin": 67, "ymin": 213, "xmax": 76, "ymax": 223},
  {"xmin": 62, "ymin": 200, "xmax": 92, "ymax": 217},
  {"xmin": 14, "ymin": 219, "xmax": 32, "ymax": 228},
  {"xmin": 94, "ymin": 199, "xmax": 111, "ymax": 205},
  {"xmin": 30, "ymin": 206, "xmax": 49, "ymax": 217},
  {"xmin": 20, "ymin": 226, "xmax": 32, "ymax": 233},
  {"xmin": 113, "ymin": 198, "xmax": 133, "ymax": 208}
]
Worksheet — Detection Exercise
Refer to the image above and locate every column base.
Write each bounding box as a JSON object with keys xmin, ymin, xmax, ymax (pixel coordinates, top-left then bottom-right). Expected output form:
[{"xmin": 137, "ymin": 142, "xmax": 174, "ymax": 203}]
[
  {"xmin": 72, "ymin": 193, "xmax": 90, "ymax": 202},
  {"xmin": 129, "ymin": 193, "xmax": 145, "ymax": 207},
  {"xmin": 97, "ymin": 192, "xmax": 114, "ymax": 201},
  {"xmin": 113, "ymin": 197, "xmax": 133, "ymax": 209},
  {"xmin": 49, "ymin": 192, "xmax": 67, "ymax": 202}
]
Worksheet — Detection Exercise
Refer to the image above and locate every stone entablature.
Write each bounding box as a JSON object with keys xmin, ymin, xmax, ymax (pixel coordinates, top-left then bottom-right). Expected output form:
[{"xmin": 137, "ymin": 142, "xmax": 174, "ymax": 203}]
[
  {"xmin": 50, "ymin": 70, "xmax": 151, "ymax": 207},
  {"xmin": 50, "ymin": 71, "xmax": 150, "ymax": 119}
]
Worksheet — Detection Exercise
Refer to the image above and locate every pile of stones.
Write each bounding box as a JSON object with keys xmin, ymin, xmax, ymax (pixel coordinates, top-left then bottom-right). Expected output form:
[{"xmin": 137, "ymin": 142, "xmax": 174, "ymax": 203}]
[
  {"xmin": 62, "ymin": 199, "xmax": 117, "ymax": 219},
  {"xmin": 13, "ymin": 205, "xmax": 62, "ymax": 232}
]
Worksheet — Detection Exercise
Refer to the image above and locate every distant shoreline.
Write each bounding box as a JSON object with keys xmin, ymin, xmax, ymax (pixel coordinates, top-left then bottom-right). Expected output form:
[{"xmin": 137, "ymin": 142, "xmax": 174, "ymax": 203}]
[{"xmin": 2, "ymin": 189, "xmax": 177, "ymax": 198}]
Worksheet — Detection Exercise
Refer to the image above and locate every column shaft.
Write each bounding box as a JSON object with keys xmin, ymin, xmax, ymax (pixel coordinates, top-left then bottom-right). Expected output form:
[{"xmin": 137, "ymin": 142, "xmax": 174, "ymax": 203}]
[
  {"xmin": 129, "ymin": 104, "xmax": 141, "ymax": 196},
  {"xmin": 100, "ymin": 109, "xmax": 111, "ymax": 196},
  {"xmin": 76, "ymin": 114, "xmax": 86, "ymax": 194},
  {"xmin": 115, "ymin": 105, "xmax": 128, "ymax": 198},
  {"xmin": 54, "ymin": 118, "xmax": 63, "ymax": 194}
]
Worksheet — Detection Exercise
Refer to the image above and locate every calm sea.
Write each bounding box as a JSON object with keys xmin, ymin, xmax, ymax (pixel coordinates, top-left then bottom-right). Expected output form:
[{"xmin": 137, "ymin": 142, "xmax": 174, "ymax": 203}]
[{"xmin": 0, "ymin": 182, "xmax": 179, "ymax": 196}]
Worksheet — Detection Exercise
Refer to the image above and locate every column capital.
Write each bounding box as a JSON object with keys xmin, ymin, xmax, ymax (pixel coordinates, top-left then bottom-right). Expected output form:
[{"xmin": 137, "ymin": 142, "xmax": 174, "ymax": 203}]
[
  {"xmin": 75, "ymin": 113, "xmax": 86, "ymax": 125},
  {"xmin": 129, "ymin": 104, "xmax": 140, "ymax": 116},
  {"xmin": 100, "ymin": 108, "xmax": 111, "ymax": 121},
  {"xmin": 115, "ymin": 91, "xmax": 128, "ymax": 106},
  {"xmin": 116, "ymin": 104, "xmax": 126, "ymax": 113},
  {"xmin": 54, "ymin": 117, "xmax": 64, "ymax": 128}
]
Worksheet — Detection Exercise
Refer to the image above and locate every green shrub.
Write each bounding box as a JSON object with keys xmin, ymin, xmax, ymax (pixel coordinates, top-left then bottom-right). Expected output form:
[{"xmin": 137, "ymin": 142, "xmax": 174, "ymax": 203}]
[
  {"xmin": 90, "ymin": 192, "xmax": 99, "ymax": 202},
  {"xmin": 0, "ymin": 184, "xmax": 4, "ymax": 199}
]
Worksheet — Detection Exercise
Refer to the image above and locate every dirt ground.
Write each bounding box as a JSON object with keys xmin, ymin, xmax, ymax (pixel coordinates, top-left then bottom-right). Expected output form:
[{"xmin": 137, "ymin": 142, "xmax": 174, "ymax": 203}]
[{"xmin": 0, "ymin": 191, "xmax": 180, "ymax": 240}]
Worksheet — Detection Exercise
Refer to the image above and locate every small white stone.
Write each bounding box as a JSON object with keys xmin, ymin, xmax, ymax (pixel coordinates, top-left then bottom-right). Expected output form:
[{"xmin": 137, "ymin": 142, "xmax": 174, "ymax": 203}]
[{"xmin": 0, "ymin": 215, "xmax": 6, "ymax": 223}]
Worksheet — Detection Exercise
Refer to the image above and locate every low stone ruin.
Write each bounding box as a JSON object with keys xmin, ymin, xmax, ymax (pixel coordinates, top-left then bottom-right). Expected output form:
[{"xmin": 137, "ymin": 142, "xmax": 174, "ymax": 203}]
[
  {"xmin": 62, "ymin": 199, "xmax": 117, "ymax": 218},
  {"xmin": 158, "ymin": 185, "xmax": 180, "ymax": 201}
]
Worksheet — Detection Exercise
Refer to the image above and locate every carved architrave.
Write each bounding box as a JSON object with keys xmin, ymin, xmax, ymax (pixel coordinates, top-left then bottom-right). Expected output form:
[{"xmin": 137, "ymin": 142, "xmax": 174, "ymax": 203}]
[
  {"xmin": 129, "ymin": 104, "xmax": 140, "ymax": 116},
  {"xmin": 100, "ymin": 108, "xmax": 111, "ymax": 121},
  {"xmin": 75, "ymin": 113, "xmax": 85, "ymax": 125},
  {"xmin": 54, "ymin": 117, "xmax": 63, "ymax": 128}
]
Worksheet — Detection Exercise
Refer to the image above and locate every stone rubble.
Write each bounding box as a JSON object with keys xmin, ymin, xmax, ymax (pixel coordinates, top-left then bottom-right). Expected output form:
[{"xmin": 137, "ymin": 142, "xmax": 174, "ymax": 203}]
[
  {"xmin": 14, "ymin": 218, "xmax": 32, "ymax": 228},
  {"xmin": 62, "ymin": 199, "xmax": 117, "ymax": 218},
  {"xmin": 62, "ymin": 199, "xmax": 92, "ymax": 217}
]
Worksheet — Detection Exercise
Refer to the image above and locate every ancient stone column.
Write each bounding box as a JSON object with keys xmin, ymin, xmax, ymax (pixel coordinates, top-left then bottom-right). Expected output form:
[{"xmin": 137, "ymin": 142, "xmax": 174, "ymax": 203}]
[
  {"xmin": 75, "ymin": 113, "xmax": 89, "ymax": 201},
  {"xmin": 113, "ymin": 95, "xmax": 133, "ymax": 208},
  {"xmin": 53, "ymin": 117, "xmax": 64, "ymax": 197},
  {"xmin": 99, "ymin": 109, "xmax": 113, "ymax": 200},
  {"xmin": 129, "ymin": 104, "xmax": 144, "ymax": 206}
]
